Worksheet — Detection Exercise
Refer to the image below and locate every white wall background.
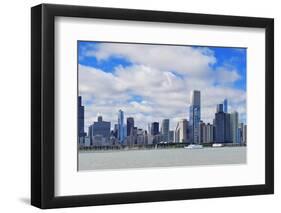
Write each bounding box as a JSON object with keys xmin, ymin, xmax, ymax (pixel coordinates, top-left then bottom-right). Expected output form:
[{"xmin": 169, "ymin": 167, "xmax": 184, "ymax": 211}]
[{"xmin": 0, "ymin": 0, "xmax": 279, "ymax": 212}]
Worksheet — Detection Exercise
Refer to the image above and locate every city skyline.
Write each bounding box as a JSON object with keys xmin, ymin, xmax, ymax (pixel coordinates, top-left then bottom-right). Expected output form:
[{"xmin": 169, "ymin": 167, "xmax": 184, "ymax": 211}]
[
  {"xmin": 78, "ymin": 41, "xmax": 247, "ymax": 132},
  {"xmin": 79, "ymin": 92, "xmax": 246, "ymax": 146}
]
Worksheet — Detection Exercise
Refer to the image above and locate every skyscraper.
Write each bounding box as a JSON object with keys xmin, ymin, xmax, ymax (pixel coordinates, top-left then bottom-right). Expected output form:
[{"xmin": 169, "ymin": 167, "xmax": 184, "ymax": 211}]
[
  {"xmin": 239, "ymin": 123, "xmax": 247, "ymax": 145},
  {"xmin": 97, "ymin": 115, "xmax": 102, "ymax": 122},
  {"xmin": 127, "ymin": 117, "xmax": 134, "ymax": 136},
  {"xmin": 118, "ymin": 110, "xmax": 125, "ymax": 144},
  {"xmin": 200, "ymin": 121, "xmax": 207, "ymax": 143},
  {"xmin": 78, "ymin": 96, "xmax": 86, "ymax": 143},
  {"xmin": 206, "ymin": 123, "xmax": 214, "ymax": 143},
  {"xmin": 217, "ymin": 103, "xmax": 224, "ymax": 113},
  {"xmin": 175, "ymin": 119, "xmax": 188, "ymax": 143},
  {"xmin": 147, "ymin": 123, "xmax": 151, "ymax": 135},
  {"xmin": 225, "ymin": 113, "xmax": 231, "ymax": 142},
  {"xmin": 189, "ymin": 90, "xmax": 201, "ymax": 144},
  {"xmin": 151, "ymin": 122, "xmax": 159, "ymax": 136},
  {"xmin": 243, "ymin": 124, "xmax": 247, "ymax": 145},
  {"xmin": 237, "ymin": 126, "xmax": 242, "ymax": 144},
  {"xmin": 88, "ymin": 115, "xmax": 111, "ymax": 145},
  {"xmin": 168, "ymin": 130, "xmax": 174, "ymax": 143},
  {"xmin": 214, "ymin": 104, "xmax": 231, "ymax": 143},
  {"xmin": 90, "ymin": 116, "xmax": 111, "ymax": 138},
  {"xmin": 113, "ymin": 124, "xmax": 118, "ymax": 138},
  {"xmin": 223, "ymin": 98, "xmax": 228, "ymax": 113},
  {"xmin": 230, "ymin": 111, "xmax": 239, "ymax": 144},
  {"xmin": 214, "ymin": 110, "xmax": 225, "ymax": 143},
  {"xmin": 161, "ymin": 119, "xmax": 170, "ymax": 142},
  {"xmin": 88, "ymin": 125, "xmax": 93, "ymax": 145}
]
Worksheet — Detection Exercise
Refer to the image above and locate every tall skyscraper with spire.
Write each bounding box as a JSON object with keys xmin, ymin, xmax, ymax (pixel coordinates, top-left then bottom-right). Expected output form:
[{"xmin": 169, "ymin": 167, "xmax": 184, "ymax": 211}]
[
  {"xmin": 78, "ymin": 96, "xmax": 86, "ymax": 143},
  {"xmin": 189, "ymin": 90, "xmax": 201, "ymax": 144}
]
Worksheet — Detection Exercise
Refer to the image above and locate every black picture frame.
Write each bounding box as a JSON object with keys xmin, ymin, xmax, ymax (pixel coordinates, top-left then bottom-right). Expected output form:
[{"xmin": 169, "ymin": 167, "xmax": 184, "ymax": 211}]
[{"xmin": 31, "ymin": 3, "xmax": 274, "ymax": 209}]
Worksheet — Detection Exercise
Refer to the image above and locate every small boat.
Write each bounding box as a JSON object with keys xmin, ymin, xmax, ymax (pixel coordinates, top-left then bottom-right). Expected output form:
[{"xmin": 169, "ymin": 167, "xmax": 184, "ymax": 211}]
[
  {"xmin": 184, "ymin": 144, "xmax": 203, "ymax": 149},
  {"xmin": 212, "ymin": 143, "xmax": 223, "ymax": 147}
]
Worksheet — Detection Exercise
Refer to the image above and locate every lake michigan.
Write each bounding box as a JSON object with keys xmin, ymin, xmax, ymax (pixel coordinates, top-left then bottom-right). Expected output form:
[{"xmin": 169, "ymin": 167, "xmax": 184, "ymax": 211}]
[{"xmin": 78, "ymin": 147, "xmax": 246, "ymax": 171}]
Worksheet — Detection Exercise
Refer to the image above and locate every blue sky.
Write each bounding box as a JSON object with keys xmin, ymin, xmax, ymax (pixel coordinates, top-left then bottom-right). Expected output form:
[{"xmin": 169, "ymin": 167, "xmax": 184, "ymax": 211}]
[{"xmin": 78, "ymin": 41, "xmax": 246, "ymax": 131}]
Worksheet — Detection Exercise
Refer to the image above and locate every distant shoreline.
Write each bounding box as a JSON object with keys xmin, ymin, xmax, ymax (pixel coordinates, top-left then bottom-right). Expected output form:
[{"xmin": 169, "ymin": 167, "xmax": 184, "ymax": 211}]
[{"xmin": 79, "ymin": 144, "xmax": 246, "ymax": 154}]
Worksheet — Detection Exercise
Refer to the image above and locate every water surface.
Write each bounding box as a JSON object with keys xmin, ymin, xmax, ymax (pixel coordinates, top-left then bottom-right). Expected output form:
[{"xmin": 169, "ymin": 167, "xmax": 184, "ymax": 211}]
[{"xmin": 78, "ymin": 147, "xmax": 246, "ymax": 171}]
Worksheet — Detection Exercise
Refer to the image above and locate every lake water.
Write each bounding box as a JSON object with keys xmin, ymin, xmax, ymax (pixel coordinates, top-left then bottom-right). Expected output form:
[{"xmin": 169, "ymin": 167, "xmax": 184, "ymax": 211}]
[{"xmin": 78, "ymin": 147, "xmax": 246, "ymax": 171}]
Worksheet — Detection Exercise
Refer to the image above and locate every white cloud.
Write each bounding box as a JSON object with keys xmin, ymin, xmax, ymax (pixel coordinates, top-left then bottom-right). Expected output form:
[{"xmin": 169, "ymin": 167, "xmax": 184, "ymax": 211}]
[
  {"xmin": 215, "ymin": 67, "xmax": 241, "ymax": 85},
  {"xmin": 79, "ymin": 43, "xmax": 246, "ymax": 132},
  {"xmin": 86, "ymin": 43, "xmax": 216, "ymax": 76}
]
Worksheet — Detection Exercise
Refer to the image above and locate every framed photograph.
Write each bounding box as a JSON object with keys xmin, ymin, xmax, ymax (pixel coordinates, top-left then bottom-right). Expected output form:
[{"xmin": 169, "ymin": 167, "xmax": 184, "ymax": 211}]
[{"xmin": 31, "ymin": 4, "xmax": 274, "ymax": 209}]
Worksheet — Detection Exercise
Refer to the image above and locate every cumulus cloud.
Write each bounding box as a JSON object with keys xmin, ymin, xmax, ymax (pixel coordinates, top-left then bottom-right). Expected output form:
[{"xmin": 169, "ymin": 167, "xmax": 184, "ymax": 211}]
[
  {"xmin": 215, "ymin": 67, "xmax": 241, "ymax": 85},
  {"xmin": 86, "ymin": 43, "xmax": 216, "ymax": 76},
  {"xmin": 79, "ymin": 43, "xmax": 246, "ymax": 131}
]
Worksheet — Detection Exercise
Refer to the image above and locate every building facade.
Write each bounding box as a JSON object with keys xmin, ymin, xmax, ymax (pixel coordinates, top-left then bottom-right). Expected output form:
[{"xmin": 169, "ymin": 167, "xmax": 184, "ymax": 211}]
[
  {"xmin": 200, "ymin": 121, "xmax": 207, "ymax": 143},
  {"xmin": 78, "ymin": 96, "xmax": 86, "ymax": 143},
  {"xmin": 118, "ymin": 110, "xmax": 125, "ymax": 144},
  {"xmin": 206, "ymin": 123, "xmax": 214, "ymax": 143},
  {"xmin": 243, "ymin": 124, "xmax": 247, "ymax": 145},
  {"xmin": 88, "ymin": 115, "xmax": 111, "ymax": 146},
  {"xmin": 151, "ymin": 122, "xmax": 159, "ymax": 136},
  {"xmin": 175, "ymin": 119, "xmax": 188, "ymax": 143},
  {"xmin": 168, "ymin": 130, "xmax": 174, "ymax": 143},
  {"xmin": 223, "ymin": 98, "xmax": 228, "ymax": 113},
  {"xmin": 189, "ymin": 90, "xmax": 201, "ymax": 144},
  {"xmin": 230, "ymin": 111, "xmax": 239, "ymax": 144},
  {"xmin": 239, "ymin": 123, "xmax": 247, "ymax": 145},
  {"xmin": 161, "ymin": 119, "xmax": 170, "ymax": 142},
  {"xmin": 127, "ymin": 117, "xmax": 134, "ymax": 136},
  {"xmin": 214, "ymin": 104, "xmax": 231, "ymax": 143}
]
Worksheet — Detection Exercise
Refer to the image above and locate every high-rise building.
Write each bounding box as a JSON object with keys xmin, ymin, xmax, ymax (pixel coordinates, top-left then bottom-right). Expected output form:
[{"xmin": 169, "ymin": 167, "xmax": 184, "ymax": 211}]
[
  {"xmin": 230, "ymin": 111, "xmax": 239, "ymax": 144},
  {"xmin": 88, "ymin": 115, "xmax": 111, "ymax": 145},
  {"xmin": 206, "ymin": 123, "xmax": 214, "ymax": 143},
  {"xmin": 174, "ymin": 123, "xmax": 180, "ymax": 143},
  {"xmin": 168, "ymin": 130, "xmax": 174, "ymax": 143},
  {"xmin": 90, "ymin": 116, "xmax": 111, "ymax": 138},
  {"xmin": 127, "ymin": 117, "xmax": 134, "ymax": 136},
  {"xmin": 217, "ymin": 103, "xmax": 224, "ymax": 113},
  {"xmin": 175, "ymin": 119, "xmax": 188, "ymax": 143},
  {"xmin": 84, "ymin": 136, "xmax": 91, "ymax": 147},
  {"xmin": 118, "ymin": 110, "xmax": 125, "ymax": 144},
  {"xmin": 214, "ymin": 105, "xmax": 231, "ymax": 143},
  {"xmin": 239, "ymin": 123, "xmax": 247, "ymax": 145},
  {"xmin": 128, "ymin": 127, "xmax": 138, "ymax": 146},
  {"xmin": 200, "ymin": 121, "xmax": 213, "ymax": 143},
  {"xmin": 200, "ymin": 121, "xmax": 207, "ymax": 143},
  {"xmin": 237, "ymin": 126, "xmax": 242, "ymax": 144},
  {"xmin": 113, "ymin": 124, "xmax": 118, "ymax": 138},
  {"xmin": 161, "ymin": 119, "xmax": 170, "ymax": 142},
  {"xmin": 214, "ymin": 111, "xmax": 224, "ymax": 143},
  {"xmin": 186, "ymin": 122, "xmax": 190, "ymax": 142},
  {"xmin": 151, "ymin": 122, "xmax": 159, "ymax": 136},
  {"xmin": 223, "ymin": 99, "xmax": 228, "ymax": 113},
  {"xmin": 78, "ymin": 96, "xmax": 86, "ymax": 141},
  {"xmin": 243, "ymin": 124, "xmax": 247, "ymax": 145},
  {"xmin": 147, "ymin": 123, "xmax": 151, "ymax": 135},
  {"xmin": 97, "ymin": 115, "xmax": 102, "ymax": 122},
  {"xmin": 224, "ymin": 113, "xmax": 231, "ymax": 143},
  {"xmin": 189, "ymin": 90, "xmax": 201, "ymax": 144},
  {"xmin": 134, "ymin": 129, "xmax": 149, "ymax": 145},
  {"xmin": 88, "ymin": 125, "xmax": 93, "ymax": 145}
]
